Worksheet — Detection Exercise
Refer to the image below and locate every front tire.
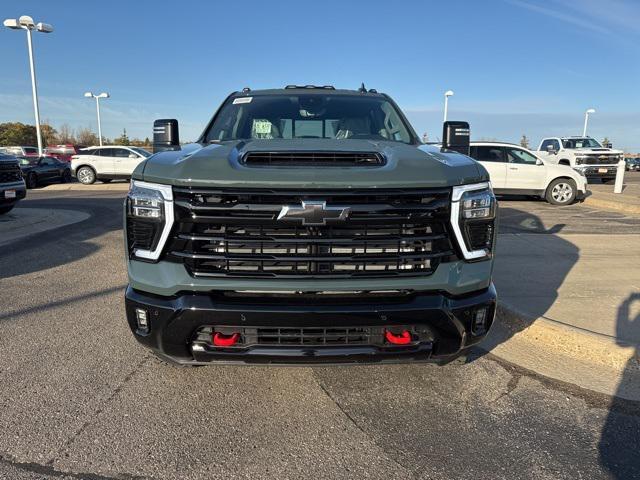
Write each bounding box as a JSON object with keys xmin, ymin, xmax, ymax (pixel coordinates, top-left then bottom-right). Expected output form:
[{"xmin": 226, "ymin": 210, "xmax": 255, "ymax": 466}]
[
  {"xmin": 26, "ymin": 172, "xmax": 38, "ymax": 189},
  {"xmin": 546, "ymin": 178, "xmax": 577, "ymax": 205},
  {"xmin": 0, "ymin": 205, "xmax": 14, "ymax": 215},
  {"xmin": 76, "ymin": 166, "xmax": 96, "ymax": 185}
]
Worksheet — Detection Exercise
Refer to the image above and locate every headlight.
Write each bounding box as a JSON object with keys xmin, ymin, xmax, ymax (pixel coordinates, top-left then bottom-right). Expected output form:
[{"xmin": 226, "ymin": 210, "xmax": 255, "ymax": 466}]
[
  {"xmin": 125, "ymin": 180, "xmax": 174, "ymax": 261},
  {"xmin": 574, "ymin": 157, "xmax": 584, "ymax": 165},
  {"xmin": 451, "ymin": 182, "xmax": 496, "ymax": 261}
]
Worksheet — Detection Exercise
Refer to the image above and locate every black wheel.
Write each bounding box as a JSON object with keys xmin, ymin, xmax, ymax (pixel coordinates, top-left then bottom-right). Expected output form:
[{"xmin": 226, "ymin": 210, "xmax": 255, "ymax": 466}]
[
  {"xmin": 545, "ymin": 178, "xmax": 577, "ymax": 205},
  {"xmin": 101, "ymin": 178, "xmax": 112, "ymax": 184},
  {"xmin": 76, "ymin": 166, "xmax": 96, "ymax": 185},
  {"xmin": 0, "ymin": 205, "xmax": 14, "ymax": 215},
  {"xmin": 26, "ymin": 172, "xmax": 38, "ymax": 189},
  {"xmin": 62, "ymin": 169, "xmax": 72, "ymax": 183}
]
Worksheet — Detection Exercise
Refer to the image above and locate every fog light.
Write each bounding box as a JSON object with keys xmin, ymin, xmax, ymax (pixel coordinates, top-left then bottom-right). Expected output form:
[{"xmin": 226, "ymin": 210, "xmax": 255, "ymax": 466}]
[
  {"xmin": 135, "ymin": 308, "xmax": 150, "ymax": 333},
  {"xmin": 471, "ymin": 308, "xmax": 488, "ymax": 336}
]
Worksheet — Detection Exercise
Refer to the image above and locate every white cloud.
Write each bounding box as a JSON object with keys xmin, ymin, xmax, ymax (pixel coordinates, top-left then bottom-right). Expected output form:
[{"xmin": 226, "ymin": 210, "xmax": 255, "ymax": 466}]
[{"xmin": 504, "ymin": 0, "xmax": 611, "ymax": 35}]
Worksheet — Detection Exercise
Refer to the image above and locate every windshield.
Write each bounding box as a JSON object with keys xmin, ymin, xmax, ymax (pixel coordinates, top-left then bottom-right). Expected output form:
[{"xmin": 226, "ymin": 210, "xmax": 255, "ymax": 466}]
[
  {"xmin": 204, "ymin": 94, "xmax": 414, "ymax": 144},
  {"xmin": 561, "ymin": 137, "xmax": 602, "ymax": 149},
  {"xmin": 130, "ymin": 147, "xmax": 151, "ymax": 157}
]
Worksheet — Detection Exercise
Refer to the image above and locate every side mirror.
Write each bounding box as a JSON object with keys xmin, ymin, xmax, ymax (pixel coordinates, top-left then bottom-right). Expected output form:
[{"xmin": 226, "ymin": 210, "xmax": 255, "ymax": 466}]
[
  {"xmin": 441, "ymin": 121, "xmax": 470, "ymax": 156},
  {"xmin": 128, "ymin": 153, "xmax": 137, "ymax": 159},
  {"xmin": 153, "ymin": 119, "xmax": 180, "ymax": 152},
  {"xmin": 536, "ymin": 158, "xmax": 543, "ymax": 166}
]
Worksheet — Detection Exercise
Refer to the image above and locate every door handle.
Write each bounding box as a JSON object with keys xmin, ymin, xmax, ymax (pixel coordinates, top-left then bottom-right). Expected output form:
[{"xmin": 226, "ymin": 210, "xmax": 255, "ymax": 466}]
[{"xmin": 509, "ymin": 167, "xmax": 518, "ymax": 170}]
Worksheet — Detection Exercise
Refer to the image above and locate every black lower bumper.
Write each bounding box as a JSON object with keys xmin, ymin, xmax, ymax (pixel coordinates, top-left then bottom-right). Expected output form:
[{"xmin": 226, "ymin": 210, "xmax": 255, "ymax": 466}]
[
  {"xmin": 125, "ymin": 284, "xmax": 497, "ymax": 365},
  {"xmin": 0, "ymin": 183, "xmax": 26, "ymax": 206}
]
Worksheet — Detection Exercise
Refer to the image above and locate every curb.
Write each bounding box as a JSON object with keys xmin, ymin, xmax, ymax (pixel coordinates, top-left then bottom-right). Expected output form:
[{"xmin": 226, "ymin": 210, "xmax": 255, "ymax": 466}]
[
  {"xmin": 42, "ymin": 183, "xmax": 130, "ymax": 192},
  {"xmin": 583, "ymin": 194, "xmax": 640, "ymax": 215},
  {"xmin": 483, "ymin": 304, "xmax": 640, "ymax": 400}
]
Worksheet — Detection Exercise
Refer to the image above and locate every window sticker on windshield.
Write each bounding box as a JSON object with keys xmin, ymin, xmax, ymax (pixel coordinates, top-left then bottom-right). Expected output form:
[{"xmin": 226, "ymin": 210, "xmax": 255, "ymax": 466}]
[
  {"xmin": 253, "ymin": 120, "xmax": 272, "ymax": 135},
  {"xmin": 233, "ymin": 97, "xmax": 252, "ymax": 104}
]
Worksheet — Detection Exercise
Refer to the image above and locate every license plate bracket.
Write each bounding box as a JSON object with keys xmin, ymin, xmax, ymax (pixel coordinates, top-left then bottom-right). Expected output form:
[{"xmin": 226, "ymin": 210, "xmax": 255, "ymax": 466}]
[{"xmin": 4, "ymin": 190, "xmax": 16, "ymax": 199}]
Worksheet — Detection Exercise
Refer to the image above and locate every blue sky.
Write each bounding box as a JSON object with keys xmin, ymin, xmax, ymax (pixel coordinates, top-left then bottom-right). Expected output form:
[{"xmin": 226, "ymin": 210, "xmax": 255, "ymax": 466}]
[{"xmin": 2, "ymin": 0, "xmax": 639, "ymax": 150}]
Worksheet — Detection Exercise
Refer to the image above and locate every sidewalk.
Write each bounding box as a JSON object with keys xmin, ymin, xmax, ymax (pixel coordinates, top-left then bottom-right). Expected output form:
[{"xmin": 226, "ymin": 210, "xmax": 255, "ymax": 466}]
[
  {"xmin": 584, "ymin": 182, "xmax": 640, "ymax": 214},
  {"xmin": 43, "ymin": 182, "xmax": 130, "ymax": 192},
  {"xmin": 0, "ymin": 207, "xmax": 90, "ymax": 247},
  {"xmin": 487, "ymin": 232, "xmax": 640, "ymax": 399}
]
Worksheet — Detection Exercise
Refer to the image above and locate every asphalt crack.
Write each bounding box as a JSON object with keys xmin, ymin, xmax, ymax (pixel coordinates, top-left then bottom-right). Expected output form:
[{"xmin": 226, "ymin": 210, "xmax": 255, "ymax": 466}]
[
  {"xmin": 311, "ymin": 369, "xmax": 420, "ymax": 480},
  {"xmin": 46, "ymin": 355, "xmax": 153, "ymax": 469},
  {"xmin": 0, "ymin": 452, "xmax": 150, "ymax": 480}
]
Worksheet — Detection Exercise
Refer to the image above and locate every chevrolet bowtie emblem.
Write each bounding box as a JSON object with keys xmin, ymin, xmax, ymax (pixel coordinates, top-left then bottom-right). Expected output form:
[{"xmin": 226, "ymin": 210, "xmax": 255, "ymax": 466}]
[{"xmin": 277, "ymin": 201, "xmax": 351, "ymax": 226}]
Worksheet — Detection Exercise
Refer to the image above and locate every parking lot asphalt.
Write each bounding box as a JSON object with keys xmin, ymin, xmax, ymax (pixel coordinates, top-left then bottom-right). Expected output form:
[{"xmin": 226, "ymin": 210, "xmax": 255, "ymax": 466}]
[{"xmin": 1, "ymin": 190, "xmax": 639, "ymax": 480}]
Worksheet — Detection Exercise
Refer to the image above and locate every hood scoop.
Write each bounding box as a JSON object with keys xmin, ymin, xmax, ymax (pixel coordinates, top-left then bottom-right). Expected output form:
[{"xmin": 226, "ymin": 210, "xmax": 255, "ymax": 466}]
[{"xmin": 240, "ymin": 151, "xmax": 386, "ymax": 168}]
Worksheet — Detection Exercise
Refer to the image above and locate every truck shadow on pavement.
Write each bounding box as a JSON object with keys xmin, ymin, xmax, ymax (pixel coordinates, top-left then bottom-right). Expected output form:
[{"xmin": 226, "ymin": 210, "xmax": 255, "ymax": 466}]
[
  {"xmin": 0, "ymin": 196, "xmax": 124, "ymax": 279},
  {"xmin": 471, "ymin": 204, "xmax": 574, "ymax": 362},
  {"xmin": 599, "ymin": 293, "xmax": 640, "ymax": 479}
]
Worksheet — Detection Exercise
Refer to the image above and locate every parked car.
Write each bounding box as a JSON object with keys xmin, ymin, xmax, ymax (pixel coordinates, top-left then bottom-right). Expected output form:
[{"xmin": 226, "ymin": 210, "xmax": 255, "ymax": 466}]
[
  {"xmin": 0, "ymin": 146, "xmax": 39, "ymax": 157},
  {"xmin": 18, "ymin": 156, "xmax": 72, "ymax": 188},
  {"xmin": 0, "ymin": 152, "xmax": 27, "ymax": 214},
  {"xmin": 469, "ymin": 142, "xmax": 587, "ymax": 205},
  {"xmin": 535, "ymin": 136, "xmax": 623, "ymax": 183},
  {"xmin": 44, "ymin": 144, "xmax": 87, "ymax": 162},
  {"xmin": 625, "ymin": 157, "xmax": 640, "ymax": 171},
  {"xmin": 70, "ymin": 146, "xmax": 152, "ymax": 184},
  {"xmin": 123, "ymin": 85, "xmax": 497, "ymax": 366}
]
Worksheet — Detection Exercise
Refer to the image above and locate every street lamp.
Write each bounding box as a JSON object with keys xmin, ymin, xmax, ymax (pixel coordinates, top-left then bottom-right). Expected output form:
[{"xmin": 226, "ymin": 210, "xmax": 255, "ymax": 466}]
[
  {"xmin": 443, "ymin": 90, "xmax": 454, "ymax": 122},
  {"xmin": 3, "ymin": 15, "xmax": 54, "ymax": 156},
  {"xmin": 84, "ymin": 92, "xmax": 110, "ymax": 146},
  {"xmin": 583, "ymin": 108, "xmax": 596, "ymax": 137}
]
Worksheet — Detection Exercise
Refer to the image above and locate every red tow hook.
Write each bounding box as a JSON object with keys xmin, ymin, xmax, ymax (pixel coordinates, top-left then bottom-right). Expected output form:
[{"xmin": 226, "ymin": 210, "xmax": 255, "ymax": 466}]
[
  {"xmin": 212, "ymin": 332, "xmax": 240, "ymax": 347},
  {"xmin": 384, "ymin": 329, "xmax": 412, "ymax": 345}
]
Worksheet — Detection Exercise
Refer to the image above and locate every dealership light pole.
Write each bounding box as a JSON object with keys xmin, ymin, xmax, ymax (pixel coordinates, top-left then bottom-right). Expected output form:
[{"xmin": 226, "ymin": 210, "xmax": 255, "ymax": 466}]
[
  {"xmin": 583, "ymin": 108, "xmax": 595, "ymax": 137},
  {"xmin": 84, "ymin": 92, "xmax": 110, "ymax": 146},
  {"xmin": 3, "ymin": 15, "xmax": 53, "ymax": 156},
  {"xmin": 443, "ymin": 90, "xmax": 454, "ymax": 122}
]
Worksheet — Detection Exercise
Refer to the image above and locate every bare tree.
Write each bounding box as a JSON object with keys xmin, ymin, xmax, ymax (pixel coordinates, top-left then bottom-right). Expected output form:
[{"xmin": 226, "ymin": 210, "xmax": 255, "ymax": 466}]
[
  {"xmin": 76, "ymin": 127, "xmax": 99, "ymax": 146},
  {"xmin": 58, "ymin": 124, "xmax": 76, "ymax": 144}
]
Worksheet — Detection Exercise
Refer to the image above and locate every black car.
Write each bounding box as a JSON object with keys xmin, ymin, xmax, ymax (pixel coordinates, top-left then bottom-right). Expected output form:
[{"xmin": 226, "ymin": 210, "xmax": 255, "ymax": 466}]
[
  {"xmin": 0, "ymin": 152, "xmax": 27, "ymax": 215},
  {"xmin": 625, "ymin": 157, "xmax": 640, "ymax": 171},
  {"xmin": 19, "ymin": 156, "xmax": 72, "ymax": 188}
]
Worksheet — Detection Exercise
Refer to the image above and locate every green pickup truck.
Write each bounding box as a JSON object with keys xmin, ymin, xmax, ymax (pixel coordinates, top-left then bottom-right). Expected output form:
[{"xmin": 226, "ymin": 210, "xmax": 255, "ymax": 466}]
[{"xmin": 124, "ymin": 85, "xmax": 497, "ymax": 365}]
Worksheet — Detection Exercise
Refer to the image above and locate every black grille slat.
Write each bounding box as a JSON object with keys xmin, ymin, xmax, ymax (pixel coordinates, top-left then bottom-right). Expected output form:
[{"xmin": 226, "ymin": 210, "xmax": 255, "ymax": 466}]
[
  {"xmin": 241, "ymin": 151, "xmax": 386, "ymax": 167},
  {"xmin": 0, "ymin": 164, "xmax": 23, "ymax": 183},
  {"xmin": 168, "ymin": 188, "xmax": 454, "ymax": 278}
]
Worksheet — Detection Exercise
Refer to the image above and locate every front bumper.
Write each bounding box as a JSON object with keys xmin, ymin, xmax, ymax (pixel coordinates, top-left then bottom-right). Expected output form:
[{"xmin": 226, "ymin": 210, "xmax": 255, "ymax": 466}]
[
  {"xmin": 575, "ymin": 165, "xmax": 618, "ymax": 178},
  {"xmin": 0, "ymin": 181, "xmax": 27, "ymax": 206},
  {"xmin": 125, "ymin": 284, "xmax": 497, "ymax": 365}
]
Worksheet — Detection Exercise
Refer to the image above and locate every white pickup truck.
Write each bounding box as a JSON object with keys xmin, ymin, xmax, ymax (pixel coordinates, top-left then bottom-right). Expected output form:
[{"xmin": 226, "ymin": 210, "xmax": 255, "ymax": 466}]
[{"xmin": 536, "ymin": 136, "xmax": 623, "ymax": 183}]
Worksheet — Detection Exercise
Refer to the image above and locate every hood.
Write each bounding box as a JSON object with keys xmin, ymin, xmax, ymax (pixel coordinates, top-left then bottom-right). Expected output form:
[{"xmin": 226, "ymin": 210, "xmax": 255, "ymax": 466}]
[
  {"xmin": 137, "ymin": 140, "xmax": 486, "ymax": 189},
  {"xmin": 573, "ymin": 147, "xmax": 624, "ymax": 155}
]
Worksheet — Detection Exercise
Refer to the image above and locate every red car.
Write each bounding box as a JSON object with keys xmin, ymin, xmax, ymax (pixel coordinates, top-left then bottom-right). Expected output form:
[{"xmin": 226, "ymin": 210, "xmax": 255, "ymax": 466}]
[{"xmin": 44, "ymin": 144, "xmax": 87, "ymax": 162}]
